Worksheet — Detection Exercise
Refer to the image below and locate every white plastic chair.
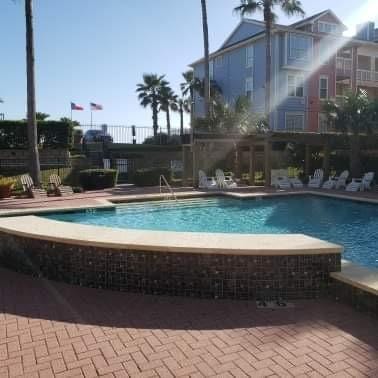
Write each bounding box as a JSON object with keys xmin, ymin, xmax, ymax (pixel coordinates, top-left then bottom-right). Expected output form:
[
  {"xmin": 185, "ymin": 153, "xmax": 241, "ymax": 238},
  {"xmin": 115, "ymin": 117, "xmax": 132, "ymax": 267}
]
[
  {"xmin": 276, "ymin": 176, "xmax": 291, "ymax": 189},
  {"xmin": 271, "ymin": 169, "xmax": 289, "ymax": 188},
  {"xmin": 334, "ymin": 170, "xmax": 349, "ymax": 189},
  {"xmin": 290, "ymin": 177, "xmax": 303, "ymax": 188},
  {"xmin": 346, "ymin": 172, "xmax": 374, "ymax": 192},
  {"xmin": 308, "ymin": 169, "xmax": 324, "ymax": 188},
  {"xmin": 198, "ymin": 170, "xmax": 217, "ymax": 189},
  {"xmin": 215, "ymin": 169, "xmax": 237, "ymax": 189}
]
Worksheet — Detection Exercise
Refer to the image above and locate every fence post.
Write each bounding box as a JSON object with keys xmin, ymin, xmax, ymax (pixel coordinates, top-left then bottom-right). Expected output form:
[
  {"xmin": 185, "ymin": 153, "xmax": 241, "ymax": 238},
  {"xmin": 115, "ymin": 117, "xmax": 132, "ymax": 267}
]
[{"xmin": 132, "ymin": 125, "xmax": 136, "ymax": 144}]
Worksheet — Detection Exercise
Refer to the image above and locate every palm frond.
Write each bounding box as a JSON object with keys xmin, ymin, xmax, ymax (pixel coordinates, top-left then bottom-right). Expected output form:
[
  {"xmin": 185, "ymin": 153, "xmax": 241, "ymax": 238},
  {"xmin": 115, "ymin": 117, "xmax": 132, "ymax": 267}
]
[
  {"xmin": 233, "ymin": 0, "xmax": 262, "ymax": 16},
  {"xmin": 279, "ymin": 0, "xmax": 305, "ymax": 17}
]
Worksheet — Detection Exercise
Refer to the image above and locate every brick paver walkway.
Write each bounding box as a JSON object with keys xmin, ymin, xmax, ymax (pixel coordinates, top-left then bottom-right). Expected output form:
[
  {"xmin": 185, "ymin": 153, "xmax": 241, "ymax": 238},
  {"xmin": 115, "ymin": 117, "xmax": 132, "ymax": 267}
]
[{"xmin": 0, "ymin": 268, "xmax": 377, "ymax": 377}]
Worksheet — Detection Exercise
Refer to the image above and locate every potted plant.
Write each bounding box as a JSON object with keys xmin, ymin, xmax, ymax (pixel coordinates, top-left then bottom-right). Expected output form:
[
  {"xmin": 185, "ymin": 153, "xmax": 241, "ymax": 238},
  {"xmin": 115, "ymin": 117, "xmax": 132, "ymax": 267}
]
[{"xmin": 0, "ymin": 177, "xmax": 16, "ymax": 199}]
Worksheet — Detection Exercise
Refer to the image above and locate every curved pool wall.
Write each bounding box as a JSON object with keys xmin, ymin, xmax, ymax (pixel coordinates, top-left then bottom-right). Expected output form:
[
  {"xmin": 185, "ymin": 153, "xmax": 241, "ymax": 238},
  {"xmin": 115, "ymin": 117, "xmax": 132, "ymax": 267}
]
[{"xmin": 0, "ymin": 216, "xmax": 342, "ymax": 300}]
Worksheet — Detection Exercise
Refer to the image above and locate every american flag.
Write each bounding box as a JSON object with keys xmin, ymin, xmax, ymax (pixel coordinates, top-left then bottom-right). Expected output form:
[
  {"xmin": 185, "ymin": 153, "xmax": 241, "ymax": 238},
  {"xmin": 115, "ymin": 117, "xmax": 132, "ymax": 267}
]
[
  {"xmin": 0, "ymin": 98, "xmax": 4, "ymax": 103},
  {"xmin": 90, "ymin": 102, "xmax": 103, "ymax": 110},
  {"xmin": 71, "ymin": 102, "xmax": 84, "ymax": 110}
]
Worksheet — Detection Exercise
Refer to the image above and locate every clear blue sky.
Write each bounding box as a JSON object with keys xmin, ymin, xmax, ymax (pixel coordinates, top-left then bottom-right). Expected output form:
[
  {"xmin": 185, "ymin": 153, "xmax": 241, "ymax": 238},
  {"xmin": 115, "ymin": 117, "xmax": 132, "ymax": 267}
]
[{"xmin": 0, "ymin": 0, "xmax": 377, "ymax": 128}]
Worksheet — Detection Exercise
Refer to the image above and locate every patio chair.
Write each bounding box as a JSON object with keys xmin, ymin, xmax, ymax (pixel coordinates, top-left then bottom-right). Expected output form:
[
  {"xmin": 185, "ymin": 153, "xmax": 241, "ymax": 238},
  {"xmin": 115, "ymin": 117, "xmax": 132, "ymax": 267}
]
[
  {"xmin": 103, "ymin": 158, "xmax": 111, "ymax": 169},
  {"xmin": 276, "ymin": 176, "xmax": 291, "ymax": 190},
  {"xmin": 215, "ymin": 169, "xmax": 237, "ymax": 189},
  {"xmin": 289, "ymin": 177, "xmax": 303, "ymax": 188},
  {"xmin": 346, "ymin": 172, "xmax": 375, "ymax": 192},
  {"xmin": 334, "ymin": 170, "xmax": 349, "ymax": 189},
  {"xmin": 20, "ymin": 174, "xmax": 47, "ymax": 198},
  {"xmin": 271, "ymin": 169, "xmax": 288, "ymax": 188},
  {"xmin": 308, "ymin": 169, "xmax": 324, "ymax": 188},
  {"xmin": 49, "ymin": 174, "xmax": 74, "ymax": 196},
  {"xmin": 198, "ymin": 170, "xmax": 217, "ymax": 189}
]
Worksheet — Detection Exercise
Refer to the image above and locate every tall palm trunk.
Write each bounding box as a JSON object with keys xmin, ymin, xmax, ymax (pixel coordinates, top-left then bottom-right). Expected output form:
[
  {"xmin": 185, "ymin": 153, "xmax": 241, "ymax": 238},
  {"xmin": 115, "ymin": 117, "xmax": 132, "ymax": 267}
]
[
  {"xmin": 166, "ymin": 108, "xmax": 171, "ymax": 137},
  {"xmin": 263, "ymin": 5, "xmax": 272, "ymax": 124},
  {"xmin": 152, "ymin": 97, "xmax": 158, "ymax": 139},
  {"xmin": 201, "ymin": 0, "xmax": 210, "ymax": 118},
  {"xmin": 179, "ymin": 103, "xmax": 184, "ymax": 136},
  {"xmin": 25, "ymin": 0, "xmax": 41, "ymax": 186}
]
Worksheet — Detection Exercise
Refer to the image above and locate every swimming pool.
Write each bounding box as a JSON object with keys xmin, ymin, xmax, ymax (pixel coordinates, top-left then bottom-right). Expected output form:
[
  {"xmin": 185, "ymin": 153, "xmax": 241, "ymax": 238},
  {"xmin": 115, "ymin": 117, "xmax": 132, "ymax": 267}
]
[{"xmin": 44, "ymin": 195, "xmax": 378, "ymax": 268}]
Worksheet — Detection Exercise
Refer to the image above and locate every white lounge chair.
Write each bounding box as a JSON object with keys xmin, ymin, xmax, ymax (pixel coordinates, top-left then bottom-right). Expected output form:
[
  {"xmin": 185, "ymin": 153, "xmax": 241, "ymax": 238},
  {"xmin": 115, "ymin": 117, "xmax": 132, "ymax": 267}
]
[
  {"xmin": 198, "ymin": 170, "xmax": 217, "ymax": 189},
  {"xmin": 322, "ymin": 177, "xmax": 335, "ymax": 189},
  {"xmin": 346, "ymin": 172, "xmax": 375, "ymax": 192},
  {"xmin": 215, "ymin": 169, "xmax": 237, "ymax": 189},
  {"xmin": 271, "ymin": 169, "xmax": 288, "ymax": 188},
  {"xmin": 276, "ymin": 176, "xmax": 291, "ymax": 189},
  {"xmin": 290, "ymin": 177, "xmax": 303, "ymax": 188},
  {"xmin": 103, "ymin": 158, "xmax": 111, "ymax": 169},
  {"xmin": 308, "ymin": 169, "xmax": 324, "ymax": 188},
  {"xmin": 334, "ymin": 170, "xmax": 349, "ymax": 189}
]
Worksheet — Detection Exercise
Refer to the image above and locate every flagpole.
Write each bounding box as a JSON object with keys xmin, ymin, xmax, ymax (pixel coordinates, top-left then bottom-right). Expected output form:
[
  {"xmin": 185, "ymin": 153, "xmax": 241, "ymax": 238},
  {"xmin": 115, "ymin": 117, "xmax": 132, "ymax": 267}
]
[{"xmin": 90, "ymin": 109, "xmax": 93, "ymax": 127}]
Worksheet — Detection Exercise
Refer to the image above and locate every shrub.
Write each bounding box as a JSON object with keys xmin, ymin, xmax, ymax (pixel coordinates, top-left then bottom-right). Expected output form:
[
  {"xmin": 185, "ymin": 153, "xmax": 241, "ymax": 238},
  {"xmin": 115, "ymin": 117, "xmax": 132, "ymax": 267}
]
[
  {"xmin": 79, "ymin": 169, "xmax": 118, "ymax": 190},
  {"xmin": 132, "ymin": 168, "xmax": 170, "ymax": 186},
  {"xmin": 0, "ymin": 120, "xmax": 72, "ymax": 149}
]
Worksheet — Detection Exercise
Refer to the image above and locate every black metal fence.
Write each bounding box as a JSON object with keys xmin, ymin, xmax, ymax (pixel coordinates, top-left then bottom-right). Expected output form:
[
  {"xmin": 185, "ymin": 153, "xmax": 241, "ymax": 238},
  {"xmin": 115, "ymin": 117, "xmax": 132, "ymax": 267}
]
[{"xmin": 77, "ymin": 125, "xmax": 191, "ymax": 145}]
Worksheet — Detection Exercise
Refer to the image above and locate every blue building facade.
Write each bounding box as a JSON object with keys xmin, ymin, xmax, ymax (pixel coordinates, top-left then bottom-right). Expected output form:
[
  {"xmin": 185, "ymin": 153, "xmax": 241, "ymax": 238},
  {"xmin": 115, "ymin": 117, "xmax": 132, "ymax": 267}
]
[{"xmin": 189, "ymin": 9, "xmax": 378, "ymax": 132}]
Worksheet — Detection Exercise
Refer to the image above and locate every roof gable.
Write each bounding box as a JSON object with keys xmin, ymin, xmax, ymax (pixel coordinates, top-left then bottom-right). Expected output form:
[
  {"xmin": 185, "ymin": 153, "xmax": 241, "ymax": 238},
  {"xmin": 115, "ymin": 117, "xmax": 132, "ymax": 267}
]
[
  {"xmin": 291, "ymin": 9, "xmax": 347, "ymax": 31},
  {"xmin": 221, "ymin": 19, "xmax": 265, "ymax": 49}
]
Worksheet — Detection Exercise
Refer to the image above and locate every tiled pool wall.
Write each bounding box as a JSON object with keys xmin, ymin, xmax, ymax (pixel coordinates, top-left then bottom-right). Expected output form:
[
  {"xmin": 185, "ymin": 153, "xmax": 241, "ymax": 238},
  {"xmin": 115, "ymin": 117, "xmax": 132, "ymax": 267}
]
[
  {"xmin": 329, "ymin": 279, "xmax": 378, "ymax": 319},
  {"xmin": 0, "ymin": 232, "xmax": 341, "ymax": 300}
]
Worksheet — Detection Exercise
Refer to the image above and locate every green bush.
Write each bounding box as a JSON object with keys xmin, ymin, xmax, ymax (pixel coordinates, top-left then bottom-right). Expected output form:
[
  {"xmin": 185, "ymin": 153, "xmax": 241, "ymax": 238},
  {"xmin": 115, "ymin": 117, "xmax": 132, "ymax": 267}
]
[
  {"xmin": 132, "ymin": 168, "xmax": 170, "ymax": 186},
  {"xmin": 0, "ymin": 120, "xmax": 72, "ymax": 149},
  {"xmin": 79, "ymin": 169, "xmax": 118, "ymax": 190}
]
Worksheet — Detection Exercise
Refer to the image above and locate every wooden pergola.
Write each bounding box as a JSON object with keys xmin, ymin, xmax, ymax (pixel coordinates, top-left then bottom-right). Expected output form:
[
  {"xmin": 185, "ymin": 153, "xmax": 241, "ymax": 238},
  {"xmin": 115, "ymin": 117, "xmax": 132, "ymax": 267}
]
[{"xmin": 189, "ymin": 131, "xmax": 376, "ymax": 187}]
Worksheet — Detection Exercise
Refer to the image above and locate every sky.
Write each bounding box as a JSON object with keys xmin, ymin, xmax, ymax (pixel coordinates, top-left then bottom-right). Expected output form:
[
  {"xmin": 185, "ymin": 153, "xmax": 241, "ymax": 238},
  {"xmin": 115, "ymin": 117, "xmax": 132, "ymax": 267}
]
[{"xmin": 0, "ymin": 0, "xmax": 377, "ymax": 129}]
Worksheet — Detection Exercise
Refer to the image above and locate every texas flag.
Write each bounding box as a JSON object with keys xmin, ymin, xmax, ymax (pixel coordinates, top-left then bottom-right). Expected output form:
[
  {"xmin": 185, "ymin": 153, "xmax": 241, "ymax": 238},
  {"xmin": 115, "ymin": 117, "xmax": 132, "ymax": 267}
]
[
  {"xmin": 90, "ymin": 102, "xmax": 103, "ymax": 110},
  {"xmin": 71, "ymin": 102, "xmax": 84, "ymax": 110}
]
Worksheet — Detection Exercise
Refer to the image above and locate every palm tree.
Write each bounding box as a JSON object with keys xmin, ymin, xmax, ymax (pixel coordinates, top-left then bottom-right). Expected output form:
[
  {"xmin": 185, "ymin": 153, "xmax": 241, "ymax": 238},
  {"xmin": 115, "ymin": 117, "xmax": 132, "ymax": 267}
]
[
  {"xmin": 234, "ymin": 0, "xmax": 305, "ymax": 126},
  {"xmin": 158, "ymin": 83, "xmax": 177, "ymax": 137},
  {"xmin": 136, "ymin": 74, "xmax": 168, "ymax": 138},
  {"xmin": 181, "ymin": 70, "xmax": 201, "ymax": 128},
  {"xmin": 171, "ymin": 97, "xmax": 190, "ymax": 137},
  {"xmin": 25, "ymin": 0, "xmax": 41, "ymax": 185},
  {"xmin": 324, "ymin": 90, "xmax": 376, "ymax": 176},
  {"xmin": 200, "ymin": 0, "xmax": 211, "ymax": 118}
]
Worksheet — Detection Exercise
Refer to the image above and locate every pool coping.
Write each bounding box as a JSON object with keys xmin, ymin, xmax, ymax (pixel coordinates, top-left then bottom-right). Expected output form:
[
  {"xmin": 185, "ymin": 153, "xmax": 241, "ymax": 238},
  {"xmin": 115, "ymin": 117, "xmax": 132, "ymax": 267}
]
[{"xmin": 0, "ymin": 215, "xmax": 342, "ymax": 256}]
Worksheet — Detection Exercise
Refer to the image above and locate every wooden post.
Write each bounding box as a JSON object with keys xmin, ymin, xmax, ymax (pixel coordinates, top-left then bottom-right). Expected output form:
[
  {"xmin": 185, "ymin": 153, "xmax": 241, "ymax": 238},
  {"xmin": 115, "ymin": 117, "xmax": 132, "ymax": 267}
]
[
  {"xmin": 305, "ymin": 144, "xmax": 311, "ymax": 178},
  {"xmin": 264, "ymin": 139, "xmax": 271, "ymax": 187},
  {"xmin": 323, "ymin": 141, "xmax": 330, "ymax": 178},
  {"xmin": 234, "ymin": 144, "xmax": 242, "ymax": 180},
  {"xmin": 249, "ymin": 145, "xmax": 255, "ymax": 186},
  {"xmin": 351, "ymin": 46, "xmax": 358, "ymax": 94}
]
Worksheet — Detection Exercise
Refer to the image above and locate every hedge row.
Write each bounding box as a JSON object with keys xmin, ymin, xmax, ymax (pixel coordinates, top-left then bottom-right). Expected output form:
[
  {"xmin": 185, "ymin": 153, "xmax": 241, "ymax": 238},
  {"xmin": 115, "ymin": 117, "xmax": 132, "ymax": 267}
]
[
  {"xmin": 0, "ymin": 120, "xmax": 72, "ymax": 149},
  {"xmin": 79, "ymin": 169, "xmax": 118, "ymax": 190}
]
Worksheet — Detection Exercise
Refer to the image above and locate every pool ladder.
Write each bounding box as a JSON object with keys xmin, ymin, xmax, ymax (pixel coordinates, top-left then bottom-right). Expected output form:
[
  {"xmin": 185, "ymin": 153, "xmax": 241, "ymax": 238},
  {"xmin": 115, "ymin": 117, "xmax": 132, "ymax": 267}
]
[{"xmin": 159, "ymin": 175, "xmax": 177, "ymax": 201}]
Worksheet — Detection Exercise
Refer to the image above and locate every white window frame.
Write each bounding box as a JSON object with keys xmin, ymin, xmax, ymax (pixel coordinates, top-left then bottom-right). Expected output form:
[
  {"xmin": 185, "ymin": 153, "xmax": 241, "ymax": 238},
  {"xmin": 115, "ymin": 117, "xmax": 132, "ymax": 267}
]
[
  {"xmin": 245, "ymin": 77, "xmax": 253, "ymax": 100},
  {"xmin": 285, "ymin": 112, "xmax": 305, "ymax": 131},
  {"xmin": 288, "ymin": 74, "xmax": 304, "ymax": 97},
  {"xmin": 246, "ymin": 45, "xmax": 254, "ymax": 68},
  {"xmin": 318, "ymin": 21, "xmax": 339, "ymax": 34},
  {"xmin": 209, "ymin": 60, "xmax": 214, "ymax": 80},
  {"xmin": 289, "ymin": 33, "xmax": 311, "ymax": 61},
  {"xmin": 319, "ymin": 75, "xmax": 329, "ymax": 99}
]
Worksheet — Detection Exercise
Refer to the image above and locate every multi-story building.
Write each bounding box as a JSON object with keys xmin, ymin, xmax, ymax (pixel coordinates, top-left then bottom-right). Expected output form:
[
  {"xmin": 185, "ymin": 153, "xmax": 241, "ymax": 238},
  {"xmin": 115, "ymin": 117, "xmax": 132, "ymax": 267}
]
[{"xmin": 190, "ymin": 9, "xmax": 378, "ymax": 132}]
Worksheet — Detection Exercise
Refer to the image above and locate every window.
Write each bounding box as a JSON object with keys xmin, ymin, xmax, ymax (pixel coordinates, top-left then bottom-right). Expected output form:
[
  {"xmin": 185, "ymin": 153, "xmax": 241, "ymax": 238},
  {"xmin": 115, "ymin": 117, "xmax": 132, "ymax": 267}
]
[
  {"xmin": 318, "ymin": 22, "xmax": 339, "ymax": 34},
  {"xmin": 289, "ymin": 33, "xmax": 312, "ymax": 60},
  {"xmin": 288, "ymin": 75, "xmax": 304, "ymax": 97},
  {"xmin": 319, "ymin": 76, "xmax": 329, "ymax": 99},
  {"xmin": 246, "ymin": 45, "xmax": 254, "ymax": 68},
  {"xmin": 245, "ymin": 77, "xmax": 253, "ymax": 99},
  {"xmin": 285, "ymin": 113, "xmax": 305, "ymax": 131},
  {"xmin": 318, "ymin": 113, "xmax": 329, "ymax": 132},
  {"xmin": 215, "ymin": 55, "xmax": 224, "ymax": 67},
  {"xmin": 209, "ymin": 60, "xmax": 214, "ymax": 80}
]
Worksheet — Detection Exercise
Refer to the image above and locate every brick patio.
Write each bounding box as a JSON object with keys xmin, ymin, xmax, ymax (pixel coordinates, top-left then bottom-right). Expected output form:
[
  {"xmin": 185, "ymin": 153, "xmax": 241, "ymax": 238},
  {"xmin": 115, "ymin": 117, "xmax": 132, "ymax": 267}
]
[{"xmin": 0, "ymin": 268, "xmax": 377, "ymax": 377}]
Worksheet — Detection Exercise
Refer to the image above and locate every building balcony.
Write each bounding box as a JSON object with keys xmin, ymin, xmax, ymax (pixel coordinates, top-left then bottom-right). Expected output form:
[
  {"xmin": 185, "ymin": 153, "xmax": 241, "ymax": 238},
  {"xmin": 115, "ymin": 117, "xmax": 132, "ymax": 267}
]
[
  {"xmin": 357, "ymin": 69, "xmax": 378, "ymax": 85},
  {"xmin": 336, "ymin": 57, "xmax": 352, "ymax": 79}
]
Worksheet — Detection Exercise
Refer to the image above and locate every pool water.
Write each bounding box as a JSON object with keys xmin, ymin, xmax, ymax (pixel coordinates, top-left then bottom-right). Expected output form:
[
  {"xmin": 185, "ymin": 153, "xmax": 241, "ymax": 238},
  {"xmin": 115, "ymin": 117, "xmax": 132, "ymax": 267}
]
[{"xmin": 43, "ymin": 195, "xmax": 378, "ymax": 268}]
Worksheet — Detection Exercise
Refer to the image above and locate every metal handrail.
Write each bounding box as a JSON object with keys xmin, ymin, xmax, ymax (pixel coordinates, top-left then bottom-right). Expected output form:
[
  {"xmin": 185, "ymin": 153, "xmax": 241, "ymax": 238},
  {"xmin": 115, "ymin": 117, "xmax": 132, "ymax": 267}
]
[{"xmin": 159, "ymin": 175, "xmax": 177, "ymax": 201}]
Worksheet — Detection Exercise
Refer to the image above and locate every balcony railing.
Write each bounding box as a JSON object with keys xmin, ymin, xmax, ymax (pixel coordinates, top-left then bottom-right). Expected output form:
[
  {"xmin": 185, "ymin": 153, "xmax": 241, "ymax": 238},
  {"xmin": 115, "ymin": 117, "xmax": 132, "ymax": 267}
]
[
  {"xmin": 357, "ymin": 69, "xmax": 378, "ymax": 82},
  {"xmin": 336, "ymin": 57, "xmax": 352, "ymax": 76}
]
